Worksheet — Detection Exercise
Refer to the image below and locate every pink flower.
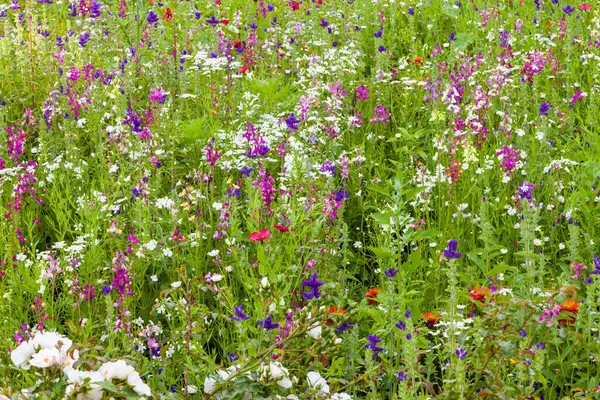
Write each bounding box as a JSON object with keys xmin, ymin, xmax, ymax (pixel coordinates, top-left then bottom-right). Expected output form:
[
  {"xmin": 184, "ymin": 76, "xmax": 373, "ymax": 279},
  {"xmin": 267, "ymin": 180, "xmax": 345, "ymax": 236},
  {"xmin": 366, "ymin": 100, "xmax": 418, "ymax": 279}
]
[{"xmin": 249, "ymin": 229, "xmax": 272, "ymax": 242}]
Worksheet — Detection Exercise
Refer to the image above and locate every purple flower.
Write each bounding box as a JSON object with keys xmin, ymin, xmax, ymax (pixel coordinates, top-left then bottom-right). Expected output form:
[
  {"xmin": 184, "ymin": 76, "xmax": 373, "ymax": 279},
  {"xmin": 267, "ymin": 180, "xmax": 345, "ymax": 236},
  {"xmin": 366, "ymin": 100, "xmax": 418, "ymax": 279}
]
[
  {"xmin": 589, "ymin": 255, "xmax": 600, "ymax": 275},
  {"xmin": 384, "ymin": 267, "xmax": 398, "ymax": 279},
  {"xmin": 562, "ymin": 4, "xmax": 575, "ymax": 15},
  {"xmin": 535, "ymin": 342, "xmax": 545, "ymax": 350},
  {"xmin": 89, "ymin": 1, "xmax": 101, "ymax": 18},
  {"xmin": 194, "ymin": 11, "xmax": 202, "ymax": 20},
  {"xmin": 443, "ymin": 240, "xmax": 462, "ymax": 259},
  {"xmin": 405, "ymin": 310, "xmax": 412, "ymax": 318},
  {"xmin": 374, "ymin": 27, "xmax": 383, "ymax": 38},
  {"xmin": 231, "ymin": 305, "xmax": 250, "ymax": 321},
  {"xmin": 395, "ymin": 319, "xmax": 406, "ymax": 330},
  {"xmin": 520, "ymin": 329, "xmax": 527, "ymax": 337},
  {"xmin": 335, "ymin": 322, "xmax": 355, "ymax": 333},
  {"xmin": 258, "ymin": 314, "xmax": 279, "ymax": 330},
  {"xmin": 364, "ymin": 334, "xmax": 383, "ymax": 360},
  {"xmin": 397, "ymin": 370, "xmax": 408, "ymax": 381},
  {"xmin": 285, "ymin": 112, "xmax": 301, "ymax": 131},
  {"xmin": 539, "ymin": 101, "xmax": 551, "ymax": 116},
  {"xmin": 79, "ymin": 31, "xmax": 90, "ymax": 47},
  {"xmin": 228, "ymin": 352, "xmax": 240, "ymax": 361},
  {"xmin": 206, "ymin": 15, "xmax": 220, "ymax": 27},
  {"xmin": 302, "ymin": 273, "xmax": 324, "ymax": 300},
  {"xmin": 240, "ymin": 166, "xmax": 254, "ymax": 177},
  {"xmin": 499, "ymin": 30, "xmax": 510, "ymax": 49},
  {"xmin": 101, "ymin": 285, "xmax": 112, "ymax": 295},
  {"xmin": 408, "ymin": 7, "xmax": 415, "ymax": 15},
  {"xmin": 147, "ymin": 10, "xmax": 159, "ymax": 24},
  {"xmin": 149, "ymin": 87, "xmax": 168, "ymax": 104},
  {"xmin": 456, "ymin": 345, "xmax": 468, "ymax": 360},
  {"xmin": 378, "ymin": 45, "xmax": 387, "ymax": 53},
  {"xmin": 449, "ymin": 32, "xmax": 456, "ymax": 41}
]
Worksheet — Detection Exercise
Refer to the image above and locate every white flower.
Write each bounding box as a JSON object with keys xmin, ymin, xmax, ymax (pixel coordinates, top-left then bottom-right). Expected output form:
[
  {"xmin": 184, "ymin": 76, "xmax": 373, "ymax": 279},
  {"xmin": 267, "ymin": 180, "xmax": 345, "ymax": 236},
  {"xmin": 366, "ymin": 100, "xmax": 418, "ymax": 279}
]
[
  {"xmin": 127, "ymin": 371, "xmax": 152, "ymax": 396},
  {"xmin": 260, "ymin": 277, "xmax": 270, "ymax": 288},
  {"xmin": 11, "ymin": 341, "xmax": 35, "ymax": 368},
  {"xmin": 533, "ymin": 239, "xmax": 542, "ymax": 247},
  {"xmin": 330, "ymin": 393, "xmax": 353, "ymax": 400},
  {"xmin": 307, "ymin": 325, "xmax": 322, "ymax": 340},
  {"xmin": 29, "ymin": 348, "xmax": 61, "ymax": 368},
  {"xmin": 307, "ymin": 371, "xmax": 329, "ymax": 394},
  {"xmin": 259, "ymin": 362, "xmax": 293, "ymax": 389},
  {"xmin": 204, "ymin": 377, "xmax": 217, "ymax": 394},
  {"xmin": 212, "ymin": 202, "xmax": 223, "ymax": 211},
  {"xmin": 208, "ymin": 250, "xmax": 220, "ymax": 257},
  {"xmin": 99, "ymin": 360, "xmax": 136, "ymax": 381},
  {"xmin": 171, "ymin": 281, "xmax": 182, "ymax": 288},
  {"xmin": 66, "ymin": 370, "xmax": 105, "ymax": 400},
  {"xmin": 333, "ymin": 338, "xmax": 343, "ymax": 345},
  {"xmin": 211, "ymin": 274, "xmax": 223, "ymax": 282}
]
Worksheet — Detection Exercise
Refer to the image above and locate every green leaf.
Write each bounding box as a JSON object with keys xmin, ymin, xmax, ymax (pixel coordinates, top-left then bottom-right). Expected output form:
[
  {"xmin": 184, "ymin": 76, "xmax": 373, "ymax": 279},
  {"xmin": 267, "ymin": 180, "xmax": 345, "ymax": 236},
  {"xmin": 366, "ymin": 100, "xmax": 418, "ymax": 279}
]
[
  {"xmin": 368, "ymin": 246, "xmax": 395, "ymax": 259},
  {"xmin": 412, "ymin": 230, "xmax": 441, "ymax": 241},
  {"xmin": 371, "ymin": 213, "xmax": 391, "ymax": 225}
]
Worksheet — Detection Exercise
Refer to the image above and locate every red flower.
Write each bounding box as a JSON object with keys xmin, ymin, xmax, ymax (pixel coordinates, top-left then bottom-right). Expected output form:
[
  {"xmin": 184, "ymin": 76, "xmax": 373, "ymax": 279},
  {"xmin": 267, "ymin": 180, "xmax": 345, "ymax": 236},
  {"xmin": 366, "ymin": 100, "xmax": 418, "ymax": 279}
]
[
  {"xmin": 221, "ymin": 19, "xmax": 229, "ymax": 25},
  {"xmin": 288, "ymin": 1, "xmax": 300, "ymax": 10},
  {"xmin": 579, "ymin": 4, "xmax": 592, "ymax": 11},
  {"xmin": 365, "ymin": 288, "xmax": 381, "ymax": 305},
  {"xmin": 422, "ymin": 312, "xmax": 441, "ymax": 328},
  {"xmin": 163, "ymin": 8, "xmax": 172, "ymax": 21},
  {"xmin": 249, "ymin": 229, "xmax": 272, "ymax": 242},
  {"xmin": 274, "ymin": 224, "xmax": 290, "ymax": 232},
  {"xmin": 238, "ymin": 66, "xmax": 251, "ymax": 75},
  {"xmin": 469, "ymin": 286, "xmax": 491, "ymax": 303}
]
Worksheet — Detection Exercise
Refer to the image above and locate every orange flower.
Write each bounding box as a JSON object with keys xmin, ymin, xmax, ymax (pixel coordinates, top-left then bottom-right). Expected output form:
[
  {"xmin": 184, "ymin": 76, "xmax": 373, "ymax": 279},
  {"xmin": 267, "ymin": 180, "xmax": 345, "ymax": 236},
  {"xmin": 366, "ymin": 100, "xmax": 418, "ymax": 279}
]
[
  {"xmin": 559, "ymin": 299, "xmax": 579, "ymax": 325},
  {"xmin": 412, "ymin": 56, "xmax": 424, "ymax": 67},
  {"xmin": 469, "ymin": 286, "xmax": 491, "ymax": 303},
  {"xmin": 326, "ymin": 305, "xmax": 349, "ymax": 325},
  {"xmin": 365, "ymin": 288, "xmax": 381, "ymax": 305},
  {"xmin": 422, "ymin": 312, "xmax": 440, "ymax": 328}
]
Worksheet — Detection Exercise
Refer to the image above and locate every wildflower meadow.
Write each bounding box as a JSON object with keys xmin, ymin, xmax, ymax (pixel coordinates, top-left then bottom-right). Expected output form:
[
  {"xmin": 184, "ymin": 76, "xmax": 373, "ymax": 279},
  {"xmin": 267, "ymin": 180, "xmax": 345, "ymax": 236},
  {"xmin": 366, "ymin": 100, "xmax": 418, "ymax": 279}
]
[{"xmin": 0, "ymin": 0, "xmax": 600, "ymax": 398}]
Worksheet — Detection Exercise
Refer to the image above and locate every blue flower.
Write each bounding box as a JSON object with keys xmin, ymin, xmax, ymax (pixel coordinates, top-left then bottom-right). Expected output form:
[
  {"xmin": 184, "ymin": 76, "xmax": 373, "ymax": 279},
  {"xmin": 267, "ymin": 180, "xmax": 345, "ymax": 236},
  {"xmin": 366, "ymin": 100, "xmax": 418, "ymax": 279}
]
[
  {"xmin": 395, "ymin": 319, "xmax": 406, "ymax": 330},
  {"xmin": 335, "ymin": 322, "xmax": 356, "ymax": 333}
]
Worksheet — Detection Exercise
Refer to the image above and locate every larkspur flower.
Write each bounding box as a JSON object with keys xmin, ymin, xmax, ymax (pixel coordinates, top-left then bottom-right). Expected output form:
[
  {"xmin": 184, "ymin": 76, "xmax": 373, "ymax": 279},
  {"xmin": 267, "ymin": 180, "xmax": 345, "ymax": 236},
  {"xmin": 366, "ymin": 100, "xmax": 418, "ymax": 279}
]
[
  {"xmin": 231, "ymin": 305, "xmax": 250, "ymax": 321},
  {"xmin": 539, "ymin": 101, "xmax": 552, "ymax": 116},
  {"xmin": 384, "ymin": 267, "xmax": 398, "ymax": 279},
  {"xmin": 364, "ymin": 334, "xmax": 383, "ymax": 360},
  {"xmin": 443, "ymin": 240, "xmax": 462, "ymax": 259},
  {"xmin": 258, "ymin": 314, "xmax": 280, "ymax": 330},
  {"xmin": 302, "ymin": 273, "xmax": 324, "ymax": 300},
  {"xmin": 456, "ymin": 345, "xmax": 468, "ymax": 360}
]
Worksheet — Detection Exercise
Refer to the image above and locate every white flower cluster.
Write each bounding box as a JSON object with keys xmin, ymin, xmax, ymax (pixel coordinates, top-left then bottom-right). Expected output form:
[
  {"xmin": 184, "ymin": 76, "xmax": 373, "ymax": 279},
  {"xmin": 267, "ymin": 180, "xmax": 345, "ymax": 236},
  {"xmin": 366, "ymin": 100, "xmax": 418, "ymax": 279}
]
[{"xmin": 11, "ymin": 332, "xmax": 151, "ymax": 399}]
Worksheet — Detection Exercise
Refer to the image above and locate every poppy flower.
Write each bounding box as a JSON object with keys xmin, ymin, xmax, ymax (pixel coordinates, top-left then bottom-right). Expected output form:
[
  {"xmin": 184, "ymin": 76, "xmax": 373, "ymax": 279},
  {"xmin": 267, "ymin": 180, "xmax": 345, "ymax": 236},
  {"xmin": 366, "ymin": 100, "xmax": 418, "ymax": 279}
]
[
  {"xmin": 558, "ymin": 299, "xmax": 579, "ymax": 325},
  {"xmin": 162, "ymin": 8, "xmax": 172, "ymax": 21},
  {"xmin": 221, "ymin": 19, "xmax": 229, "ymax": 25},
  {"xmin": 579, "ymin": 4, "xmax": 592, "ymax": 11},
  {"xmin": 365, "ymin": 288, "xmax": 381, "ymax": 305},
  {"xmin": 469, "ymin": 286, "xmax": 491, "ymax": 303},
  {"xmin": 422, "ymin": 312, "xmax": 440, "ymax": 328},
  {"xmin": 288, "ymin": 1, "xmax": 300, "ymax": 10},
  {"xmin": 274, "ymin": 224, "xmax": 290, "ymax": 232},
  {"xmin": 249, "ymin": 229, "xmax": 272, "ymax": 242}
]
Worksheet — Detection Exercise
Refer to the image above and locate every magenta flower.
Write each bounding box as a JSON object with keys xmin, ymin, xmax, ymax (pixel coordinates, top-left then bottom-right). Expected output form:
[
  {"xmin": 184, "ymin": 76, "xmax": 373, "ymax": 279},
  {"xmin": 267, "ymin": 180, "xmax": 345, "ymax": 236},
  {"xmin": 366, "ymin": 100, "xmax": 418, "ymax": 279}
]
[
  {"xmin": 149, "ymin": 87, "xmax": 168, "ymax": 104},
  {"xmin": 370, "ymin": 104, "xmax": 391, "ymax": 124}
]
